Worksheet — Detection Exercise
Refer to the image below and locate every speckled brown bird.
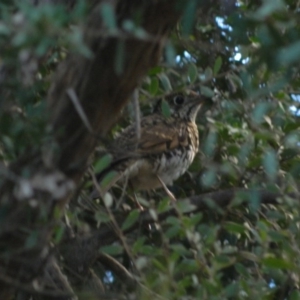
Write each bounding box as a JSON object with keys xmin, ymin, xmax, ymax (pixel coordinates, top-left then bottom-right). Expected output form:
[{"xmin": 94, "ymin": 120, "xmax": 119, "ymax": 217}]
[{"xmin": 92, "ymin": 91, "xmax": 204, "ymax": 200}]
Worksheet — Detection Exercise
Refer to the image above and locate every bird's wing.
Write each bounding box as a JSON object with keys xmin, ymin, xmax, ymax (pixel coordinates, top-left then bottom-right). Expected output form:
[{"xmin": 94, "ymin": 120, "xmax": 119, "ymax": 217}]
[
  {"xmin": 112, "ymin": 115, "xmax": 189, "ymax": 157},
  {"xmin": 137, "ymin": 121, "xmax": 189, "ymax": 154}
]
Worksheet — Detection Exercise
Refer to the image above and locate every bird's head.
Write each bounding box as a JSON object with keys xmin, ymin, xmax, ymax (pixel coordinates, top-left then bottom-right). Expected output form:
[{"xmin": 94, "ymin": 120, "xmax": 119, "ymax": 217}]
[{"xmin": 154, "ymin": 91, "xmax": 204, "ymax": 122}]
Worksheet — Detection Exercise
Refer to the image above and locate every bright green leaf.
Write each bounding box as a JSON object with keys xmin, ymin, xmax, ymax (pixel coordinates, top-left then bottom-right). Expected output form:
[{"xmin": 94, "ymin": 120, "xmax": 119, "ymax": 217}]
[
  {"xmin": 93, "ymin": 154, "xmax": 112, "ymax": 173},
  {"xmin": 148, "ymin": 77, "xmax": 159, "ymax": 95},
  {"xmin": 100, "ymin": 171, "xmax": 118, "ymax": 190},
  {"xmin": 121, "ymin": 209, "xmax": 140, "ymax": 231},
  {"xmin": 262, "ymin": 256, "xmax": 293, "ymax": 270},
  {"xmin": 213, "ymin": 56, "xmax": 222, "ymax": 75}
]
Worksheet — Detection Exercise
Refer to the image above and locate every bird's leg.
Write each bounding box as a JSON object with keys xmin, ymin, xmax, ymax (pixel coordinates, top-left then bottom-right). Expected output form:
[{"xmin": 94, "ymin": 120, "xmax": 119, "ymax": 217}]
[{"xmin": 156, "ymin": 175, "xmax": 177, "ymax": 202}]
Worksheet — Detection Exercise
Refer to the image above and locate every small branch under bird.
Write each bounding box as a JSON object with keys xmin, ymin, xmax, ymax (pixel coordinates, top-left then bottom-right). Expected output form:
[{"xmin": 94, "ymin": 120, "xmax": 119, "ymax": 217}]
[{"xmin": 91, "ymin": 91, "xmax": 205, "ymax": 202}]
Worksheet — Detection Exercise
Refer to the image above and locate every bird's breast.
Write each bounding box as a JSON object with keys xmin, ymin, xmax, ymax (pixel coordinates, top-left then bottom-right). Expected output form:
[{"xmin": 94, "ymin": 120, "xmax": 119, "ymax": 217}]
[
  {"xmin": 121, "ymin": 121, "xmax": 199, "ymax": 191},
  {"xmin": 125, "ymin": 147, "xmax": 197, "ymax": 191}
]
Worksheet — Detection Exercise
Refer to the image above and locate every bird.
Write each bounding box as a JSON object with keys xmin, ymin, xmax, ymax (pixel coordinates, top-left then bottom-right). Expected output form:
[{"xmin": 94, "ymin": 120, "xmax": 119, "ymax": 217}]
[{"xmin": 91, "ymin": 90, "xmax": 204, "ymax": 202}]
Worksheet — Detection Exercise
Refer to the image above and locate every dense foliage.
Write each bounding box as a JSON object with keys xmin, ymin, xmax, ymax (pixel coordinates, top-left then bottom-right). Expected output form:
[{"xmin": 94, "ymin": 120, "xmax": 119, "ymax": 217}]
[{"xmin": 1, "ymin": 0, "xmax": 300, "ymax": 299}]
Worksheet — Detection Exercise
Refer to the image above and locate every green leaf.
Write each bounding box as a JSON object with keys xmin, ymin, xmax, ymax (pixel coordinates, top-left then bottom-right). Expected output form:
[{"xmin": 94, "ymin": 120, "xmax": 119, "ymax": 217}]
[
  {"xmin": 165, "ymin": 225, "xmax": 181, "ymax": 238},
  {"xmin": 213, "ymin": 56, "xmax": 222, "ymax": 75},
  {"xmin": 254, "ymin": 0, "xmax": 285, "ymax": 20},
  {"xmin": 239, "ymin": 251, "xmax": 259, "ymax": 262},
  {"xmin": 188, "ymin": 63, "xmax": 198, "ymax": 83},
  {"xmin": 235, "ymin": 263, "xmax": 249, "ymax": 277},
  {"xmin": 166, "ymin": 216, "xmax": 180, "ymax": 226},
  {"xmin": 224, "ymin": 222, "xmax": 246, "ymax": 234},
  {"xmin": 157, "ymin": 197, "xmax": 170, "ymax": 213},
  {"xmin": 100, "ymin": 3, "xmax": 116, "ymax": 29},
  {"xmin": 100, "ymin": 170, "xmax": 118, "ymax": 190},
  {"xmin": 252, "ymin": 102, "xmax": 270, "ymax": 124},
  {"xmin": 95, "ymin": 210, "xmax": 111, "ymax": 223},
  {"xmin": 149, "ymin": 208, "xmax": 157, "ymax": 221},
  {"xmin": 289, "ymin": 290, "xmax": 300, "ymax": 300},
  {"xmin": 204, "ymin": 67, "xmax": 213, "ymax": 80},
  {"xmin": 188, "ymin": 213, "xmax": 203, "ymax": 226},
  {"xmin": 224, "ymin": 282, "xmax": 239, "ymax": 297},
  {"xmin": 139, "ymin": 245, "xmax": 156, "ymax": 255},
  {"xmin": 122, "ymin": 19, "xmax": 135, "ymax": 32},
  {"xmin": 160, "ymin": 73, "xmax": 172, "ymax": 92},
  {"xmin": 103, "ymin": 192, "xmax": 113, "ymax": 208},
  {"xmin": 132, "ymin": 237, "xmax": 146, "ymax": 253},
  {"xmin": 182, "ymin": 0, "xmax": 197, "ymax": 35},
  {"xmin": 25, "ymin": 231, "xmax": 39, "ymax": 249},
  {"xmin": 121, "ymin": 209, "xmax": 140, "ymax": 231},
  {"xmin": 148, "ymin": 66, "xmax": 163, "ymax": 75},
  {"xmin": 262, "ymin": 257, "xmax": 293, "ymax": 270},
  {"xmin": 177, "ymin": 259, "xmax": 199, "ymax": 273},
  {"xmin": 277, "ymin": 41, "xmax": 300, "ymax": 65},
  {"xmin": 161, "ymin": 99, "xmax": 171, "ymax": 118},
  {"xmin": 53, "ymin": 225, "xmax": 65, "ymax": 244},
  {"xmin": 201, "ymin": 169, "xmax": 216, "ymax": 188},
  {"xmin": 152, "ymin": 258, "xmax": 166, "ymax": 272},
  {"xmin": 93, "ymin": 154, "xmax": 112, "ymax": 173},
  {"xmin": 148, "ymin": 77, "xmax": 159, "ymax": 95},
  {"xmin": 263, "ymin": 149, "xmax": 278, "ymax": 181},
  {"xmin": 200, "ymin": 85, "xmax": 214, "ymax": 98},
  {"xmin": 165, "ymin": 42, "xmax": 176, "ymax": 66},
  {"xmin": 100, "ymin": 245, "xmax": 123, "ymax": 255},
  {"xmin": 176, "ymin": 199, "xmax": 196, "ymax": 213},
  {"xmin": 170, "ymin": 244, "xmax": 189, "ymax": 256},
  {"xmin": 203, "ymin": 129, "xmax": 217, "ymax": 156},
  {"xmin": 247, "ymin": 189, "xmax": 261, "ymax": 212},
  {"xmin": 227, "ymin": 73, "xmax": 243, "ymax": 89}
]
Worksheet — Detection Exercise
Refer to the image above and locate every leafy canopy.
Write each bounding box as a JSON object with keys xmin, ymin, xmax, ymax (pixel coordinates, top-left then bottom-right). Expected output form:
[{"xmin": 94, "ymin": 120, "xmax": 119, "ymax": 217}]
[{"xmin": 1, "ymin": 0, "xmax": 300, "ymax": 299}]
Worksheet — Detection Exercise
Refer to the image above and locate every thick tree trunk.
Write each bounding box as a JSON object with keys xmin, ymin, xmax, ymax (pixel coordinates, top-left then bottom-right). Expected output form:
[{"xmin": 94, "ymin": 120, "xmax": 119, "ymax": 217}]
[{"xmin": 0, "ymin": 0, "xmax": 182, "ymax": 297}]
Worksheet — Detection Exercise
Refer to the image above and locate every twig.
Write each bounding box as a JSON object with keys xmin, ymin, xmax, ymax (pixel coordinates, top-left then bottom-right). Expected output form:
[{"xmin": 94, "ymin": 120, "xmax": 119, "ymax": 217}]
[
  {"xmin": 132, "ymin": 89, "xmax": 141, "ymax": 142},
  {"xmin": 0, "ymin": 267, "xmax": 75, "ymax": 299},
  {"xmin": 98, "ymin": 253, "xmax": 137, "ymax": 289},
  {"xmin": 67, "ymin": 88, "xmax": 94, "ymax": 134},
  {"xmin": 89, "ymin": 170, "xmax": 140, "ymax": 274}
]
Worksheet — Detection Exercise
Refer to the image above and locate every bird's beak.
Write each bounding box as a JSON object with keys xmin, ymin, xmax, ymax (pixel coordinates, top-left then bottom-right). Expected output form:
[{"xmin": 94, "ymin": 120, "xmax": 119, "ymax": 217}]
[{"xmin": 186, "ymin": 90, "xmax": 200, "ymax": 97}]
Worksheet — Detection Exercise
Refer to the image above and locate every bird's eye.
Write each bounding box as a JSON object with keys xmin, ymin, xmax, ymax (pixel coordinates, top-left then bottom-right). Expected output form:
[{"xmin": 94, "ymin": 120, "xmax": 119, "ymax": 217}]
[{"xmin": 173, "ymin": 95, "xmax": 185, "ymax": 105}]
